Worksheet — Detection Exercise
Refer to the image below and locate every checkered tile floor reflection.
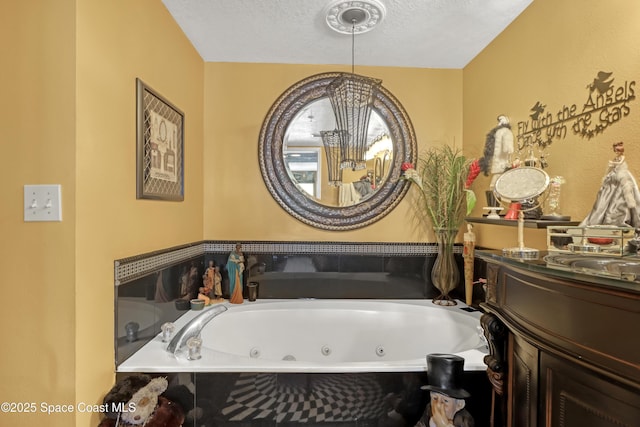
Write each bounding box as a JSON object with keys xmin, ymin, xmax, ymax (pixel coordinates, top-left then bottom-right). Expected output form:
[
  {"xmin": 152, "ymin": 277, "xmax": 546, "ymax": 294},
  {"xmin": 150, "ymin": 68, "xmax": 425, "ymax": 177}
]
[{"xmin": 221, "ymin": 373, "xmax": 385, "ymax": 423}]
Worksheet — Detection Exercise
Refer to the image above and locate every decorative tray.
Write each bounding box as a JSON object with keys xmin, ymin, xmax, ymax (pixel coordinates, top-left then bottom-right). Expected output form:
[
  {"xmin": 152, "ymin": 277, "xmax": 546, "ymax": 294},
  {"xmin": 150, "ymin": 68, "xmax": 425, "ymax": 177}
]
[{"xmin": 547, "ymin": 225, "xmax": 635, "ymax": 257}]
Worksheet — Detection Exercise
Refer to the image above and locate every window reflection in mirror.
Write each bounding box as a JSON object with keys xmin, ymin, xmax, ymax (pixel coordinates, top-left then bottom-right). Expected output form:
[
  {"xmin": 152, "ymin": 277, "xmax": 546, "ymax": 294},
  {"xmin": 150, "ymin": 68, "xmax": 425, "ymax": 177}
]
[
  {"xmin": 283, "ymin": 149, "xmax": 321, "ymax": 199},
  {"xmin": 283, "ymin": 97, "xmax": 394, "ymax": 207}
]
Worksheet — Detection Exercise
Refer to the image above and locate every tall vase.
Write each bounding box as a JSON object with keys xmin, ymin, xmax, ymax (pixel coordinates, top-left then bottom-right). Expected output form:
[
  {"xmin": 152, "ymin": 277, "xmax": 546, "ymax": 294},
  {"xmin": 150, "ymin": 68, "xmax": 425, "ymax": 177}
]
[{"xmin": 431, "ymin": 228, "xmax": 459, "ymax": 306}]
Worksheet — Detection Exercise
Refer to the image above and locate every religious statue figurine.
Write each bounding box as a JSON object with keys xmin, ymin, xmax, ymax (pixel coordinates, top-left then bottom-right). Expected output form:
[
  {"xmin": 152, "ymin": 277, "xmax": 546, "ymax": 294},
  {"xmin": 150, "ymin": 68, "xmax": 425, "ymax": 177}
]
[
  {"xmin": 213, "ymin": 265, "xmax": 222, "ymax": 300},
  {"xmin": 580, "ymin": 141, "xmax": 640, "ymax": 229},
  {"xmin": 198, "ymin": 260, "xmax": 217, "ymax": 304},
  {"xmin": 416, "ymin": 354, "xmax": 475, "ymax": 427},
  {"xmin": 226, "ymin": 243, "xmax": 245, "ymax": 304}
]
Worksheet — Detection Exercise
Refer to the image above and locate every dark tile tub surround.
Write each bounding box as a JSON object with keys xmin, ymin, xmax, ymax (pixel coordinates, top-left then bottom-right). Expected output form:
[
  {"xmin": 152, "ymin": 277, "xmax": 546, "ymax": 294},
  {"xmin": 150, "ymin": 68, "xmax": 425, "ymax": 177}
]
[
  {"xmin": 109, "ymin": 370, "xmax": 492, "ymax": 427},
  {"xmin": 115, "ymin": 255, "xmax": 206, "ymax": 365},
  {"xmin": 115, "ymin": 241, "xmax": 471, "ymax": 365},
  {"xmin": 205, "ymin": 241, "xmax": 464, "ymax": 300},
  {"xmin": 112, "ymin": 241, "xmax": 491, "ymax": 427}
]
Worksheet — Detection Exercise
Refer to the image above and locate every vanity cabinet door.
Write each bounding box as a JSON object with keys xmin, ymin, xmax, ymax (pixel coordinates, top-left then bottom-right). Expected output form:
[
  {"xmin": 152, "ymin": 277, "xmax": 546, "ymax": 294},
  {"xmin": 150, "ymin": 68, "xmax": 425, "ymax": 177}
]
[
  {"xmin": 539, "ymin": 352, "xmax": 640, "ymax": 426},
  {"xmin": 508, "ymin": 333, "xmax": 538, "ymax": 427}
]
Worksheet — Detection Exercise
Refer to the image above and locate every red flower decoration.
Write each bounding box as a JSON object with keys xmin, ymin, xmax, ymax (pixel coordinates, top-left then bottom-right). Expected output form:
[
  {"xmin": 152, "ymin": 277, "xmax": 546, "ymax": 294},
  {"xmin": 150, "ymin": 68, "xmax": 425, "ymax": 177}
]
[
  {"xmin": 465, "ymin": 159, "xmax": 481, "ymax": 189},
  {"xmin": 401, "ymin": 162, "xmax": 414, "ymax": 171}
]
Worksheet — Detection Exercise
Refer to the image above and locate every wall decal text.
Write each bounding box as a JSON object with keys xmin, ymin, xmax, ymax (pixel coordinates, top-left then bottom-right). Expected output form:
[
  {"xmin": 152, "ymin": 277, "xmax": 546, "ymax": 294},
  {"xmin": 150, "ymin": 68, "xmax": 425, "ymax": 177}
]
[{"xmin": 516, "ymin": 71, "xmax": 635, "ymax": 151}]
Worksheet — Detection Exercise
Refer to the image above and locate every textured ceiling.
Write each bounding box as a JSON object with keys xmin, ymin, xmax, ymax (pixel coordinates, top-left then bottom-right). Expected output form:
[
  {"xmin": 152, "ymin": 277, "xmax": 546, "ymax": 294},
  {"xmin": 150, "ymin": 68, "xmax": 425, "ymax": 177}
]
[{"xmin": 162, "ymin": 0, "xmax": 533, "ymax": 69}]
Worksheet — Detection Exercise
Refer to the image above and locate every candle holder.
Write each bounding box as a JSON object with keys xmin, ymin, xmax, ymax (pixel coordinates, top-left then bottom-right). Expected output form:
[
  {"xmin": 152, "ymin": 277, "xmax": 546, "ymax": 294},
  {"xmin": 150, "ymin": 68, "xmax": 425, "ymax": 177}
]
[
  {"xmin": 541, "ymin": 176, "xmax": 570, "ymax": 221},
  {"xmin": 482, "ymin": 206, "xmax": 503, "ymax": 219}
]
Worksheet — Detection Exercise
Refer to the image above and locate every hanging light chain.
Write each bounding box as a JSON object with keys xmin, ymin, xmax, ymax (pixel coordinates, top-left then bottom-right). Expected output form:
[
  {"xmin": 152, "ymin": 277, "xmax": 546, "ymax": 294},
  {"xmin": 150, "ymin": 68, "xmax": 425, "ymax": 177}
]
[{"xmin": 351, "ymin": 19, "xmax": 356, "ymax": 75}]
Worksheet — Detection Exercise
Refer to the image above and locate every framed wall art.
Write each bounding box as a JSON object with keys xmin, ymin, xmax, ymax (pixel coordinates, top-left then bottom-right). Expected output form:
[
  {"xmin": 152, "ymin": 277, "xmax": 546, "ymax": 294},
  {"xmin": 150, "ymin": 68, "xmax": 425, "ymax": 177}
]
[{"xmin": 136, "ymin": 78, "xmax": 184, "ymax": 201}]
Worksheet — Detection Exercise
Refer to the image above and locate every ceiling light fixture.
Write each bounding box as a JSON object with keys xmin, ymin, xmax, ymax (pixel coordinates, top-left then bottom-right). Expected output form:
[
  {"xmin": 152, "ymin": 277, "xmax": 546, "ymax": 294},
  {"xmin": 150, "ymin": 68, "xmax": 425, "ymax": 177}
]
[
  {"xmin": 325, "ymin": 0, "xmax": 384, "ymax": 172},
  {"xmin": 325, "ymin": 0, "xmax": 386, "ymax": 35}
]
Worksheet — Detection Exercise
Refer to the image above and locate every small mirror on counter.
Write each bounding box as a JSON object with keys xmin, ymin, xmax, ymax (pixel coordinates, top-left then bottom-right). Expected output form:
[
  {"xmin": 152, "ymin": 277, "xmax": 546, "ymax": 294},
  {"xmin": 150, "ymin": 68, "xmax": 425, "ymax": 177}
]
[{"xmin": 493, "ymin": 166, "xmax": 550, "ymax": 259}]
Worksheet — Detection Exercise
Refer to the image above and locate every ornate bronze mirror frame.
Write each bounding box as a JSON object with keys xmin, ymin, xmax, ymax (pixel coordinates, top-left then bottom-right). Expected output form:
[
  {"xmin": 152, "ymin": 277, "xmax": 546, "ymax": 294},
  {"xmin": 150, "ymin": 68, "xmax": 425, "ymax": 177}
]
[{"xmin": 258, "ymin": 72, "xmax": 417, "ymax": 230}]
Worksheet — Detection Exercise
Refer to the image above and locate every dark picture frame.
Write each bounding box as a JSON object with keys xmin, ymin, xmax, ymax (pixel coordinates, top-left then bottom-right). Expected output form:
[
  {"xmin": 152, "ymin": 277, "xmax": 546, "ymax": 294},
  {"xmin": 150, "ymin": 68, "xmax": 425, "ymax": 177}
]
[{"xmin": 136, "ymin": 78, "xmax": 184, "ymax": 201}]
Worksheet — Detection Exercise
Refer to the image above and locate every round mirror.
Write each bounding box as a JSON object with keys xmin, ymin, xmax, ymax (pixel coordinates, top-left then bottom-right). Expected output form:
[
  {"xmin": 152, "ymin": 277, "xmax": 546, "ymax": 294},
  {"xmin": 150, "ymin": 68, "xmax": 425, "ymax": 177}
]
[{"xmin": 259, "ymin": 72, "xmax": 417, "ymax": 230}]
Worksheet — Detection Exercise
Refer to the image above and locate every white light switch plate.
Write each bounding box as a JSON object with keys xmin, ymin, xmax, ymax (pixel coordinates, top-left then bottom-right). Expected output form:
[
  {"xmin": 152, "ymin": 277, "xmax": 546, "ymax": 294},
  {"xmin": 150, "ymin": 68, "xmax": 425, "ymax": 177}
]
[{"xmin": 24, "ymin": 184, "xmax": 62, "ymax": 222}]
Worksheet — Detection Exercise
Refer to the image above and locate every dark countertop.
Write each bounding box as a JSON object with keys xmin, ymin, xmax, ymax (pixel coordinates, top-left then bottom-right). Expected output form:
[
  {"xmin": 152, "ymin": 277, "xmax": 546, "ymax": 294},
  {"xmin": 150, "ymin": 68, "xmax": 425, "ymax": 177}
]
[{"xmin": 476, "ymin": 250, "xmax": 640, "ymax": 294}]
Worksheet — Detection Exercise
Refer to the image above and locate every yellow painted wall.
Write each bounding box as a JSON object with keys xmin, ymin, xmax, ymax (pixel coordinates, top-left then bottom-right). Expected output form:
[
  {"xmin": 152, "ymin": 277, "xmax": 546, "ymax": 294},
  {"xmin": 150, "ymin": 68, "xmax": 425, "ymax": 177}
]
[
  {"xmin": 3, "ymin": 0, "xmax": 640, "ymax": 425},
  {"xmin": 1, "ymin": 0, "xmax": 77, "ymax": 425},
  {"xmin": 203, "ymin": 63, "xmax": 462, "ymax": 242},
  {"xmin": 1, "ymin": 1, "xmax": 204, "ymax": 425},
  {"xmin": 75, "ymin": 1, "xmax": 204, "ymax": 425},
  {"xmin": 463, "ymin": 0, "xmax": 640, "ymax": 248}
]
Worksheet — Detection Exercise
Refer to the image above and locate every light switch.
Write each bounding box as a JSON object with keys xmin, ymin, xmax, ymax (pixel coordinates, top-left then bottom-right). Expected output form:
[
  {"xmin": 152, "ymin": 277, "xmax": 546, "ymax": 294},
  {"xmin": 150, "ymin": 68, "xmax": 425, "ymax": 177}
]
[{"xmin": 24, "ymin": 184, "xmax": 62, "ymax": 222}]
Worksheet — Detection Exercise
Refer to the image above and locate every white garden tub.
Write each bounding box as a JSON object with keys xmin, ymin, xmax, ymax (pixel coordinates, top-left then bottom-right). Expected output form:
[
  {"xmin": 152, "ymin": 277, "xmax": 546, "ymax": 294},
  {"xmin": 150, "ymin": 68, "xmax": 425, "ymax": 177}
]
[{"xmin": 118, "ymin": 299, "xmax": 488, "ymax": 373}]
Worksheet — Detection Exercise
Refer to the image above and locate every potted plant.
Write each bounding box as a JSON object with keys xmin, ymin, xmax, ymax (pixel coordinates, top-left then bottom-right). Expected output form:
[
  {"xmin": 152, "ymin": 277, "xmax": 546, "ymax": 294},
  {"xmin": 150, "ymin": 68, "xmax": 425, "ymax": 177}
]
[{"xmin": 402, "ymin": 145, "xmax": 479, "ymax": 305}]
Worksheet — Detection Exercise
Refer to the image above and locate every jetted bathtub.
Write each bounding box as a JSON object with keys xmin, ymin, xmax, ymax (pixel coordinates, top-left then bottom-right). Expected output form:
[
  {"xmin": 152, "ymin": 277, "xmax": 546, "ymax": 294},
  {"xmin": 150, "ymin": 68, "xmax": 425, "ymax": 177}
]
[{"xmin": 118, "ymin": 299, "xmax": 488, "ymax": 373}]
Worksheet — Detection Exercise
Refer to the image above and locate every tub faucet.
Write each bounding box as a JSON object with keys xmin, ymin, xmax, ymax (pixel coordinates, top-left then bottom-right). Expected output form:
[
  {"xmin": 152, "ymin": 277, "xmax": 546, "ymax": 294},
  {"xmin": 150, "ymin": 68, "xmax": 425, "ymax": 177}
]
[{"xmin": 166, "ymin": 305, "xmax": 228, "ymax": 356}]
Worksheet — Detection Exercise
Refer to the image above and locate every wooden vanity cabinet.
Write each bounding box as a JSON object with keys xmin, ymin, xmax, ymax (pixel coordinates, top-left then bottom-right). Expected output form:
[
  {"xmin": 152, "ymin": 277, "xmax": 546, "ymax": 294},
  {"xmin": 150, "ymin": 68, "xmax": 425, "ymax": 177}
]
[
  {"xmin": 540, "ymin": 351, "xmax": 640, "ymax": 426},
  {"xmin": 510, "ymin": 334, "xmax": 538, "ymax": 427},
  {"xmin": 477, "ymin": 252, "xmax": 640, "ymax": 427}
]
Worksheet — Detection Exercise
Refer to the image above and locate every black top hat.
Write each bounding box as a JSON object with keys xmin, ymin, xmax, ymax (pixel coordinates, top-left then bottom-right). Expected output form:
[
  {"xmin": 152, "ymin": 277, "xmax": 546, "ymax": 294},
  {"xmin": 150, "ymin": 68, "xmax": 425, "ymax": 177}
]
[{"xmin": 420, "ymin": 353, "xmax": 470, "ymax": 399}]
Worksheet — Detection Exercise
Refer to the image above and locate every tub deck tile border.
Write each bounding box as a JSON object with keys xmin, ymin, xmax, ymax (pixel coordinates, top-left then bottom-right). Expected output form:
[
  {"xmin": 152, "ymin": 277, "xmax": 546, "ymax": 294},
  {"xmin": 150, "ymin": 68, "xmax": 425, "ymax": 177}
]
[{"xmin": 115, "ymin": 240, "xmax": 457, "ymax": 285}]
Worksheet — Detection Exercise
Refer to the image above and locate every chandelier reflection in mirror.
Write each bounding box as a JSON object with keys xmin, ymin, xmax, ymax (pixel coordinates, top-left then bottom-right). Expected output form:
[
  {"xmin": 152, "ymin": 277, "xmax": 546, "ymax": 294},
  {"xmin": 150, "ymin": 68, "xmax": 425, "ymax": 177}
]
[
  {"xmin": 324, "ymin": 0, "xmax": 385, "ymax": 185},
  {"xmin": 320, "ymin": 129, "xmax": 347, "ymax": 186}
]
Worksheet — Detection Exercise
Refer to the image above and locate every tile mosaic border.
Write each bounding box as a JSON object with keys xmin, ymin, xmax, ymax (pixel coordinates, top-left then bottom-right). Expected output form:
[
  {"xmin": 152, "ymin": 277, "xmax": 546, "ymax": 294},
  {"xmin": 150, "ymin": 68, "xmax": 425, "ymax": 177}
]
[
  {"xmin": 114, "ymin": 242, "xmax": 205, "ymax": 285},
  {"xmin": 203, "ymin": 240, "xmax": 447, "ymax": 256},
  {"xmin": 115, "ymin": 241, "xmax": 459, "ymax": 285}
]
